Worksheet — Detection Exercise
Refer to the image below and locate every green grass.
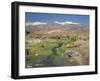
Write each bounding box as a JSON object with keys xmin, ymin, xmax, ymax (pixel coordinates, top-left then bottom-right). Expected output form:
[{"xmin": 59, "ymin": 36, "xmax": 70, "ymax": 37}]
[
  {"xmin": 25, "ymin": 31, "xmax": 89, "ymax": 66},
  {"xmin": 26, "ymin": 39, "xmax": 69, "ymax": 64}
]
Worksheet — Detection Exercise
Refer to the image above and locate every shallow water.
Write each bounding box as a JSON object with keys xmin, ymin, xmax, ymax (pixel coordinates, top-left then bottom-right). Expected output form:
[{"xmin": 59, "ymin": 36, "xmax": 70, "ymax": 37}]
[{"xmin": 26, "ymin": 50, "xmax": 84, "ymax": 68}]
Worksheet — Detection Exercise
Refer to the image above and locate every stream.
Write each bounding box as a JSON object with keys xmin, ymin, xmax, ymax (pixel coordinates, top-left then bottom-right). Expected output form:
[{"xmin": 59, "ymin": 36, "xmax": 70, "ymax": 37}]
[{"xmin": 26, "ymin": 42, "xmax": 81, "ymax": 68}]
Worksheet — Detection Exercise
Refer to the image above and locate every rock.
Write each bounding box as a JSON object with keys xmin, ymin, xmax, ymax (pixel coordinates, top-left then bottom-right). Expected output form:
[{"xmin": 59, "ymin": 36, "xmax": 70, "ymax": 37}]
[
  {"xmin": 63, "ymin": 50, "xmax": 83, "ymax": 65},
  {"xmin": 64, "ymin": 50, "xmax": 80, "ymax": 57}
]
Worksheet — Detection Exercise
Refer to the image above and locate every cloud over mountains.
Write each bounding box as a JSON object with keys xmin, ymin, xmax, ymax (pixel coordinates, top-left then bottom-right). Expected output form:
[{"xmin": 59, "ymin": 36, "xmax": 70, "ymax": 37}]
[
  {"xmin": 26, "ymin": 22, "xmax": 47, "ymax": 26},
  {"xmin": 26, "ymin": 21, "xmax": 80, "ymax": 26},
  {"xmin": 25, "ymin": 21, "xmax": 88, "ymax": 33},
  {"xmin": 54, "ymin": 21, "xmax": 80, "ymax": 25}
]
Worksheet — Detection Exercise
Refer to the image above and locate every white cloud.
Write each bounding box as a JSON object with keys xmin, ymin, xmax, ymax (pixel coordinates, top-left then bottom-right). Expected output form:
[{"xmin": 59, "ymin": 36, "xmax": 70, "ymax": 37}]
[
  {"xmin": 26, "ymin": 22, "xmax": 47, "ymax": 26},
  {"xmin": 54, "ymin": 21, "xmax": 80, "ymax": 25},
  {"xmin": 26, "ymin": 21, "xmax": 80, "ymax": 26}
]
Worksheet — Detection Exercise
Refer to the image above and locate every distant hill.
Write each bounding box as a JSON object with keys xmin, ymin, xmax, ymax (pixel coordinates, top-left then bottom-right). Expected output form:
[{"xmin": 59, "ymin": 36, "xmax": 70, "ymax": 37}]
[{"xmin": 25, "ymin": 23, "xmax": 89, "ymax": 33}]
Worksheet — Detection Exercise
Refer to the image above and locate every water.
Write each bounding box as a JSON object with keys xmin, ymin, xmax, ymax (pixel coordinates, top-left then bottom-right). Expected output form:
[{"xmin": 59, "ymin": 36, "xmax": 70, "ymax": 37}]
[{"xmin": 26, "ymin": 43, "xmax": 82, "ymax": 68}]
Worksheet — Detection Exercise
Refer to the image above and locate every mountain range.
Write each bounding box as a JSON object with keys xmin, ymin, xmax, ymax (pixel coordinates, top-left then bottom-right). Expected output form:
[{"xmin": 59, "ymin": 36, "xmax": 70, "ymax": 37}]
[{"xmin": 25, "ymin": 21, "xmax": 89, "ymax": 33}]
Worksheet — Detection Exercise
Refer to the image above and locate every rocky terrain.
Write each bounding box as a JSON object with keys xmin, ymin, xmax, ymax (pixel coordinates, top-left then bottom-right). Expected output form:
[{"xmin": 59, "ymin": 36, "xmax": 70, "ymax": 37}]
[{"xmin": 25, "ymin": 23, "xmax": 89, "ymax": 68}]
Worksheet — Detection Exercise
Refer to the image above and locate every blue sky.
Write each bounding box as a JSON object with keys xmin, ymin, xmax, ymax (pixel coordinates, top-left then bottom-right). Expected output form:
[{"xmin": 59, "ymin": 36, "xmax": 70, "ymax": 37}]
[{"xmin": 25, "ymin": 12, "xmax": 89, "ymax": 26}]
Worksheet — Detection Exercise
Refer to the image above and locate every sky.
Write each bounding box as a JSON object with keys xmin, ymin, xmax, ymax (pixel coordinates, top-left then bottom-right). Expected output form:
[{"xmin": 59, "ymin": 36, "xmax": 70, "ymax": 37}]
[{"xmin": 25, "ymin": 12, "xmax": 89, "ymax": 26}]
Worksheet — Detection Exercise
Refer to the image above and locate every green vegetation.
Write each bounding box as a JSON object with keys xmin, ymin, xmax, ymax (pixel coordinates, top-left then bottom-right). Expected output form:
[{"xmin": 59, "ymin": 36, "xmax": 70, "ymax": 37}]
[{"xmin": 25, "ymin": 30, "xmax": 89, "ymax": 68}]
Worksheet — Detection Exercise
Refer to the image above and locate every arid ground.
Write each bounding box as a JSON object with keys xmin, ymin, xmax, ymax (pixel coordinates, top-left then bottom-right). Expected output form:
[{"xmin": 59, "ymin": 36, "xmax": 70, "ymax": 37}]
[{"xmin": 25, "ymin": 23, "xmax": 89, "ymax": 68}]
